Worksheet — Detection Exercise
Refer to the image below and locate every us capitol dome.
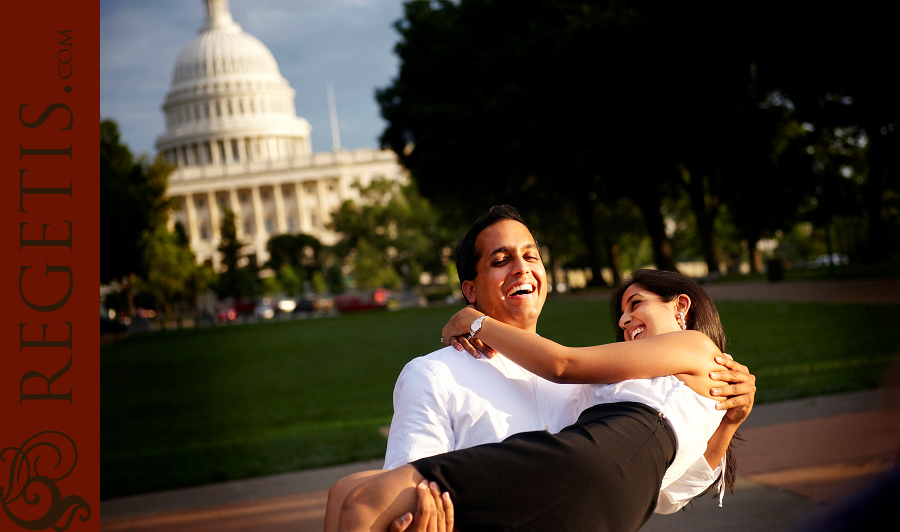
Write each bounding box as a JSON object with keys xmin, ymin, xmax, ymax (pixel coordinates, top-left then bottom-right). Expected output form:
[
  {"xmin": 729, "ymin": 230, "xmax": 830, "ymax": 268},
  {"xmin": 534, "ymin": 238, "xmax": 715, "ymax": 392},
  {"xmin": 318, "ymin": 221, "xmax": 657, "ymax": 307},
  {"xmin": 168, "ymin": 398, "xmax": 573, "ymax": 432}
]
[{"xmin": 155, "ymin": 0, "xmax": 406, "ymax": 270}]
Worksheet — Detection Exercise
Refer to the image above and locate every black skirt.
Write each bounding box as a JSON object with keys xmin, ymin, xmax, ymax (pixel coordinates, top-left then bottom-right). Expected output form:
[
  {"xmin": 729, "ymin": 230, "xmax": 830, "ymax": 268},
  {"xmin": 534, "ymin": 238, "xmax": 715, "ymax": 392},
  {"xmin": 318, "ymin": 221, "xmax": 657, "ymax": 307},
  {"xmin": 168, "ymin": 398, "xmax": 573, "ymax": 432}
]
[{"xmin": 411, "ymin": 402, "xmax": 676, "ymax": 532}]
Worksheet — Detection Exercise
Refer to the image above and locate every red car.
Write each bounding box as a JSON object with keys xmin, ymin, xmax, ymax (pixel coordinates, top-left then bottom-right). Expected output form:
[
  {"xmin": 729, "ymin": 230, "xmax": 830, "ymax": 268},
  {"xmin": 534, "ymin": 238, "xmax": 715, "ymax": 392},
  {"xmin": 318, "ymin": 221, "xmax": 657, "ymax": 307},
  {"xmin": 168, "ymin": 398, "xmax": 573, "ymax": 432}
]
[{"xmin": 333, "ymin": 289, "xmax": 391, "ymax": 312}]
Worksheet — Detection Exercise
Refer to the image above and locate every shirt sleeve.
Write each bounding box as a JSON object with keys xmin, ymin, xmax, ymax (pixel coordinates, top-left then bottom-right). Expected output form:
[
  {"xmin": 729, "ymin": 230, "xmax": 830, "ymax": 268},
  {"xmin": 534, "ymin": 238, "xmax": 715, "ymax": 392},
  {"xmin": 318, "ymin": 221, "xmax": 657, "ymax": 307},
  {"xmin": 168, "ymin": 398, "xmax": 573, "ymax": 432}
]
[
  {"xmin": 654, "ymin": 454, "xmax": 725, "ymax": 514},
  {"xmin": 383, "ymin": 358, "xmax": 455, "ymax": 470}
]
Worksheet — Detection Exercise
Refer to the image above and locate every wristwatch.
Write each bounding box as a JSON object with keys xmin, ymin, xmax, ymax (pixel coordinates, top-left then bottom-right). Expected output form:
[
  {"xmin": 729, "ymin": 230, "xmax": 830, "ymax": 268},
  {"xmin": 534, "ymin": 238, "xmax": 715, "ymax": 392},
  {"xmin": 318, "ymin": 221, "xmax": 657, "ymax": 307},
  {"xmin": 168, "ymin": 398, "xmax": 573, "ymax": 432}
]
[{"xmin": 468, "ymin": 315, "xmax": 487, "ymax": 339}]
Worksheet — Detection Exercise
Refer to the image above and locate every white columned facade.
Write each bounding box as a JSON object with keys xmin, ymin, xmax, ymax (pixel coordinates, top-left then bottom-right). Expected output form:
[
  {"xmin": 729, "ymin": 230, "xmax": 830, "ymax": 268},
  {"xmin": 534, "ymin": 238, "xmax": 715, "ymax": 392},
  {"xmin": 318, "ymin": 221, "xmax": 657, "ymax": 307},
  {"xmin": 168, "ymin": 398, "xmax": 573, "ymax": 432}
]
[
  {"xmin": 185, "ymin": 194, "xmax": 199, "ymax": 244},
  {"xmin": 295, "ymin": 183, "xmax": 307, "ymax": 234},
  {"xmin": 315, "ymin": 179, "xmax": 328, "ymax": 231},
  {"xmin": 250, "ymin": 186, "xmax": 265, "ymax": 242},
  {"xmin": 229, "ymin": 188, "xmax": 244, "ymax": 239},
  {"xmin": 273, "ymin": 183, "xmax": 287, "ymax": 233},
  {"xmin": 208, "ymin": 191, "xmax": 221, "ymax": 240}
]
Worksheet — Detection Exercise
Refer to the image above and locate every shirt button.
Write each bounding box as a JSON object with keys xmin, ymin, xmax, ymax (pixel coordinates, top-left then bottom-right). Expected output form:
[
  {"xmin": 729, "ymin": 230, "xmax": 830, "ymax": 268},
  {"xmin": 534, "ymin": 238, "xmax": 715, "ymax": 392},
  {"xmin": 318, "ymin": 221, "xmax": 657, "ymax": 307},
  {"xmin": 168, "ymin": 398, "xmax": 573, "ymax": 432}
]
[{"xmin": 544, "ymin": 425, "xmax": 550, "ymax": 431}]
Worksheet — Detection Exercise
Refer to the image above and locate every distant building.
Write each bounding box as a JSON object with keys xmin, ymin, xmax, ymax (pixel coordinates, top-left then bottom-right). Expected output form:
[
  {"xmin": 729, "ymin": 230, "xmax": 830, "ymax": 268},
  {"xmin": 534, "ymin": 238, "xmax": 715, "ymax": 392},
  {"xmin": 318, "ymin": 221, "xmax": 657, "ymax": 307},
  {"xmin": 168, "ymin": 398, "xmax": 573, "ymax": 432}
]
[{"xmin": 156, "ymin": 0, "xmax": 406, "ymax": 270}]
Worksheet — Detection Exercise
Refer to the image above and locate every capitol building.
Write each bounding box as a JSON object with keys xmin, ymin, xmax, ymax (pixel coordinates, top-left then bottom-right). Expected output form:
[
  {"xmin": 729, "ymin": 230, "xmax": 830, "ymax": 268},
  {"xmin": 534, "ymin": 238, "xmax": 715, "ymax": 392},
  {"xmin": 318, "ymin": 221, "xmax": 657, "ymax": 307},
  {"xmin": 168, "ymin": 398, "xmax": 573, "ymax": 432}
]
[{"xmin": 156, "ymin": 0, "xmax": 407, "ymax": 271}]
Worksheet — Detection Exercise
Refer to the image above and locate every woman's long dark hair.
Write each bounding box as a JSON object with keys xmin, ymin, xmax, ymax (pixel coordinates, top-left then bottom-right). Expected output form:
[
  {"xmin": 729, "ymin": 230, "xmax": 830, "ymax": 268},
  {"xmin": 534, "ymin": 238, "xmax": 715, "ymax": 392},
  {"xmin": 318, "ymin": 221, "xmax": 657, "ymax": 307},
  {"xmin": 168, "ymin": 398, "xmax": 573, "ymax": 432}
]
[{"xmin": 610, "ymin": 269, "xmax": 739, "ymax": 495}]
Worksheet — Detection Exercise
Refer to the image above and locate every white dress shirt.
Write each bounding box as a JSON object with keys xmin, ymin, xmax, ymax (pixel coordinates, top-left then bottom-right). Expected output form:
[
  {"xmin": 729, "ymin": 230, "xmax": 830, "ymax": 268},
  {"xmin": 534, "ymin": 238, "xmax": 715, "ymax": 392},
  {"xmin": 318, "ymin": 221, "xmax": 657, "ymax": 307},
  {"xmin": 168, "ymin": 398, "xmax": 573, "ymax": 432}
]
[
  {"xmin": 384, "ymin": 346, "xmax": 724, "ymax": 514},
  {"xmin": 384, "ymin": 347, "xmax": 578, "ymax": 469}
]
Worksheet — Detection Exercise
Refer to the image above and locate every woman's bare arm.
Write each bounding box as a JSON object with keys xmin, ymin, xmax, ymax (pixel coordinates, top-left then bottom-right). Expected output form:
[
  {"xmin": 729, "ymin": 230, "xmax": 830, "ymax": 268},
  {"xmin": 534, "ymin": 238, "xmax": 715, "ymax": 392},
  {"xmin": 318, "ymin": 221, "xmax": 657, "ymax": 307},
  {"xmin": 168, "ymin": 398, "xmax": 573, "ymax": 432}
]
[
  {"xmin": 704, "ymin": 356, "xmax": 755, "ymax": 467},
  {"xmin": 442, "ymin": 308, "xmax": 723, "ymax": 389}
]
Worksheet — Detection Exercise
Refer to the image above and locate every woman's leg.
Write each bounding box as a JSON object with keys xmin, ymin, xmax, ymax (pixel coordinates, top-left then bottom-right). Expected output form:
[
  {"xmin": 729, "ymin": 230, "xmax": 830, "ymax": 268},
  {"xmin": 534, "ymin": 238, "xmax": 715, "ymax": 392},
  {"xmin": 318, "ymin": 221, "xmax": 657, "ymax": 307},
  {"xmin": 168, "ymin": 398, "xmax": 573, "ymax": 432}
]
[
  {"xmin": 325, "ymin": 470, "xmax": 386, "ymax": 532},
  {"xmin": 338, "ymin": 464, "xmax": 425, "ymax": 532}
]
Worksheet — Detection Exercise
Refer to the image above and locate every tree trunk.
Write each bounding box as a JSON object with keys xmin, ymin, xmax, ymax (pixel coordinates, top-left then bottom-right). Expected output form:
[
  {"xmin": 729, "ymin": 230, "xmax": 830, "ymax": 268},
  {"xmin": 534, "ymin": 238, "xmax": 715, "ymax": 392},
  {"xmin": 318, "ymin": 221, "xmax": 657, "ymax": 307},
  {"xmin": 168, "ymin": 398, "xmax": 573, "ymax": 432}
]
[
  {"xmin": 599, "ymin": 236, "xmax": 621, "ymax": 286},
  {"xmin": 125, "ymin": 273, "xmax": 137, "ymax": 319},
  {"xmin": 748, "ymin": 239, "xmax": 763, "ymax": 274},
  {"xmin": 574, "ymin": 194, "xmax": 607, "ymax": 286},
  {"xmin": 632, "ymin": 192, "xmax": 678, "ymax": 272},
  {"xmin": 552, "ymin": 255, "xmax": 564, "ymax": 293},
  {"xmin": 863, "ymin": 135, "xmax": 890, "ymax": 261},
  {"xmin": 682, "ymin": 166, "xmax": 720, "ymax": 275}
]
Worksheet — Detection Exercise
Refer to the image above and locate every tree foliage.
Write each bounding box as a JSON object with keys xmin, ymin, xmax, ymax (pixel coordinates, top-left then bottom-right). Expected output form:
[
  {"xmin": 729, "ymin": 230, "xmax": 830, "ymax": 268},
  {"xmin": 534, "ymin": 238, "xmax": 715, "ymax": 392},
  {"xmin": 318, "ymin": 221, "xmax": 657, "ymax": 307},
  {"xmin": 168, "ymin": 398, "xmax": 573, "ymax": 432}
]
[
  {"xmin": 379, "ymin": 0, "xmax": 899, "ymax": 276},
  {"xmin": 100, "ymin": 118, "xmax": 176, "ymax": 315},
  {"xmin": 100, "ymin": 119, "xmax": 172, "ymax": 284},
  {"xmin": 216, "ymin": 207, "xmax": 259, "ymax": 299},
  {"xmin": 329, "ymin": 179, "xmax": 451, "ymax": 289},
  {"xmin": 266, "ymin": 232, "xmax": 324, "ymax": 292},
  {"xmin": 136, "ymin": 223, "xmax": 213, "ymax": 318}
]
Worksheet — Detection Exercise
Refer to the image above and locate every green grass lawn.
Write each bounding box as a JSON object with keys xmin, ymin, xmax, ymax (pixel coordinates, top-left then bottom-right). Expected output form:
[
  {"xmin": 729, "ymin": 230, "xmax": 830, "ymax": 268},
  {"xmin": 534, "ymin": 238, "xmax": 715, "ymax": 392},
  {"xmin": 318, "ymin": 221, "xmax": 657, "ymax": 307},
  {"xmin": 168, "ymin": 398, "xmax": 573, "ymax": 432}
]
[{"xmin": 101, "ymin": 298, "xmax": 900, "ymax": 498}]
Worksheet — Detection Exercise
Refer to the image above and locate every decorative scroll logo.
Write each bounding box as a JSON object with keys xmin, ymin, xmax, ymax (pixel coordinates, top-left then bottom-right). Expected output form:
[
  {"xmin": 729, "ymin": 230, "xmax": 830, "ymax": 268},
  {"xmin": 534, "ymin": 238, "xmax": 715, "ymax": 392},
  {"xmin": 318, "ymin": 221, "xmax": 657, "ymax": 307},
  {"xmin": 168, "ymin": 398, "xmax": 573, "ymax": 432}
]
[{"xmin": 1, "ymin": 431, "xmax": 90, "ymax": 531}]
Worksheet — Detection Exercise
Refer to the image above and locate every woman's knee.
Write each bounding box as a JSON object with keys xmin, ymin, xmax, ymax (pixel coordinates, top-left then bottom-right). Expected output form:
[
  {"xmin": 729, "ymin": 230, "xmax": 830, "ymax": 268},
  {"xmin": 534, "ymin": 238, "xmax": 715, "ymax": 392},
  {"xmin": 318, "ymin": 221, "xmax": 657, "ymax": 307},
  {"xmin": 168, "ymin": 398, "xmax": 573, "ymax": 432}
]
[
  {"xmin": 339, "ymin": 482, "xmax": 382, "ymax": 529},
  {"xmin": 338, "ymin": 466, "xmax": 423, "ymax": 530}
]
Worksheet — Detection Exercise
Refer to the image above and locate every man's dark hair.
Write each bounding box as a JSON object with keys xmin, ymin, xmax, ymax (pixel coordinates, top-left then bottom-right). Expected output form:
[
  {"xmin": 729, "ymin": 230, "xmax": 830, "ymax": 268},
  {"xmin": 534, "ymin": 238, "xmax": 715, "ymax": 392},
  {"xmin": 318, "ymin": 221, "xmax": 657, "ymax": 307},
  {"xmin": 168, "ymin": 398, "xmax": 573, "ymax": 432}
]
[{"xmin": 455, "ymin": 205, "xmax": 535, "ymax": 303}]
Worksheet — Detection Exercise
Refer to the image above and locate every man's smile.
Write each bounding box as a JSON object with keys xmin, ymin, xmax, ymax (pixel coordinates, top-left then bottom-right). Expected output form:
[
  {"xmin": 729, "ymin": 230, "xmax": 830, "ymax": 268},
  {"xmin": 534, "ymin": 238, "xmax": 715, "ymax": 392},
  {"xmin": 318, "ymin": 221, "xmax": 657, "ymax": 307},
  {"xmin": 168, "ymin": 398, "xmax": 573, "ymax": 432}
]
[{"xmin": 505, "ymin": 283, "xmax": 535, "ymax": 298}]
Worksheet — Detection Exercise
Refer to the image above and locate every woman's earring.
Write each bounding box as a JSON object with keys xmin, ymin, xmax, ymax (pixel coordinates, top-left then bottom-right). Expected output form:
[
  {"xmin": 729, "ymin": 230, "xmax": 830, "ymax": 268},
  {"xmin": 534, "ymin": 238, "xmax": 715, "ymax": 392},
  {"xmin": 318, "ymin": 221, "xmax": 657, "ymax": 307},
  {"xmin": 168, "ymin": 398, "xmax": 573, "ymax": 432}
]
[{"xmin": 676, "ymin": 312, "xmax": 687, "ymax": 331}]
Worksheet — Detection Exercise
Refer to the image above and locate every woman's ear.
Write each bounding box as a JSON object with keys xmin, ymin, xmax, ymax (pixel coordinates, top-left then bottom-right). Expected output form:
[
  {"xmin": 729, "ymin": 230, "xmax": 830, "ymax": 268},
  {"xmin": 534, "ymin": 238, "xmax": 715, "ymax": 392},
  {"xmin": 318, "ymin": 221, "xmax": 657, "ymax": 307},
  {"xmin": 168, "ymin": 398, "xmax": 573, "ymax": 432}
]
[
  {"xmin": 462, "ymin": 280, "xmax": 476, "ymax": 305},
  {"xmin": 675, "ymin": 294, "xmax": 692, "ymax": 314}
]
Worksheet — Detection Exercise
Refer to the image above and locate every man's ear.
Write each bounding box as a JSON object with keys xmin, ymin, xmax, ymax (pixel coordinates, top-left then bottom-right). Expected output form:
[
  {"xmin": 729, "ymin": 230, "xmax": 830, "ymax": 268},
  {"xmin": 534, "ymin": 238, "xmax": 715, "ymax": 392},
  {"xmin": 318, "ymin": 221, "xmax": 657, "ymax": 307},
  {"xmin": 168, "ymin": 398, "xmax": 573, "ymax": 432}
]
[{"xmin": 462, "ymin": 280, "xmax": 476, "ymax": 305}]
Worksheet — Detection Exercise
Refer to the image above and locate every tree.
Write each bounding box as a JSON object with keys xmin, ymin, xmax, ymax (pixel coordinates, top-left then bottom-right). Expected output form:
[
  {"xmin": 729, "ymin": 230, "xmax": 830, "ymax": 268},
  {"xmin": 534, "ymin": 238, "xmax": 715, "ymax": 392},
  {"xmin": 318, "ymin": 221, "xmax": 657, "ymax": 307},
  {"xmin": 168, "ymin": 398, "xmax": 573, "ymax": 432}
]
[
  {"xmin": 377, "ymin": 0, "xmax": 698, "ymax": 277},
  {"xmin": 136, "ymin": 223, "xmax": 211, "ymax": 319},
  {"xmin": 329, "ymin": 178, "xmax": 451, "ymax": 289},
  {"xmin": 380, "ymin": 0, "xmax": 899, "ymax": 277},
  {"xmin": 100, "ymin": 119, "xmax": 173, "ymax": 314},
  {"xmin": 751, "ymin": 0, "xmax": 899, "ymax": 261},
  {"xmin": 265, "ymin": 232, "xmax": 324, "ymax": 291},
  {"xmin": 278, "ymin": 264, "xmax": 303, "ymax": 296},
  {"xmin": 216, "ymin": 207, "xmax": 258, "ymax": 299}
]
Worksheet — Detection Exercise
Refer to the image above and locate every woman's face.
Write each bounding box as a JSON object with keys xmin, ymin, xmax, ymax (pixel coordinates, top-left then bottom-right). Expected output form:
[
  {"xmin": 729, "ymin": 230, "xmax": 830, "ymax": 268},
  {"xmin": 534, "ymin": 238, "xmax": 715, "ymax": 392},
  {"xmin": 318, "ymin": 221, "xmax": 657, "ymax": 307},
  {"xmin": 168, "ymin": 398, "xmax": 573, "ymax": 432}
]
[{"xmin": 618, "ymin": 283, "xmax": 686, "ymax": 342}]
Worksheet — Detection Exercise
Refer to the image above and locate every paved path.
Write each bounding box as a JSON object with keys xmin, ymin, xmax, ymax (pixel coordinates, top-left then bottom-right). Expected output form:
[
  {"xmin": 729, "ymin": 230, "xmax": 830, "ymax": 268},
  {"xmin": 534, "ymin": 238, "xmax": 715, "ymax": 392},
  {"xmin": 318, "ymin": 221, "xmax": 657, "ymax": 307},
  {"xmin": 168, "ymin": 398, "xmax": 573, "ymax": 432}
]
[{"xmin": 100, "ymin": 278, "xmax": 900, "ymax": 531}]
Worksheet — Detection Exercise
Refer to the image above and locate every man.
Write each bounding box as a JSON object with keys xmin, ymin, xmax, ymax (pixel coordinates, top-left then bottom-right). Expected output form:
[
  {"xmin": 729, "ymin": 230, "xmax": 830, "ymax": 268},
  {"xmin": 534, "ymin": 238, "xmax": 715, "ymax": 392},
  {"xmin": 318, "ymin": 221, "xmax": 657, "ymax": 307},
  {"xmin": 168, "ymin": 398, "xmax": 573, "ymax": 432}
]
[{"xmin": 384, "ymin": 205, "xmax": 755, "ymax": 513}]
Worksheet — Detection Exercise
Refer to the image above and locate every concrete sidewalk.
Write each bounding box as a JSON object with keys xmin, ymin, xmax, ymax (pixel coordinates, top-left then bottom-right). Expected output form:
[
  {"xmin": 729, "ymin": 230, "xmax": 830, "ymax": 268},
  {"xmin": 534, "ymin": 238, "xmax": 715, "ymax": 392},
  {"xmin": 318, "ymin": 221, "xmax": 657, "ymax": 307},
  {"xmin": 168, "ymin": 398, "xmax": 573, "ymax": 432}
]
[{"xmin": 100, "ymin": 388, "xmax": 900, "ymax": 531}]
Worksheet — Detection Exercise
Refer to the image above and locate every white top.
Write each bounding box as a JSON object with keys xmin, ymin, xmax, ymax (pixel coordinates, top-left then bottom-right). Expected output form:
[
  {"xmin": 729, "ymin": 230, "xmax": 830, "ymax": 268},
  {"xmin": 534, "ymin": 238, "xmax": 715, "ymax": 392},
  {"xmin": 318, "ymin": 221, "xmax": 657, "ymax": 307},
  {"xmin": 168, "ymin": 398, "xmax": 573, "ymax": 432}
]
[
  {"xmin": 570, "ymin": 376, "xmax": 727, "ymax": 510},
  {"xmin": 384, "ymin": 347, "xmax": 725, "ymax": 514}
]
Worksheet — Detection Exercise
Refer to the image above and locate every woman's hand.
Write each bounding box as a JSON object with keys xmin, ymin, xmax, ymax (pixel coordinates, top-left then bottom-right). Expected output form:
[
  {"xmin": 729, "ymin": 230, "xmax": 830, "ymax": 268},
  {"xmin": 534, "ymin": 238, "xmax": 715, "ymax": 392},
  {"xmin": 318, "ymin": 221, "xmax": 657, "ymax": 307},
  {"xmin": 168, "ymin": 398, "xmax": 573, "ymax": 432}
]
[
  {"xmin": 442, "ymin": 306, "xmax": 496, "ymax": 359},
  {"xmin": 390, "ymin": 481, "xmax": 455, "ymax": 532},
  {"xmin": 709, "ymin": 354, "xmax": 756, "ymax": 425},
  {"xmin": 449, "ymin": 334, "xmax": 497, "ymax": 359}
]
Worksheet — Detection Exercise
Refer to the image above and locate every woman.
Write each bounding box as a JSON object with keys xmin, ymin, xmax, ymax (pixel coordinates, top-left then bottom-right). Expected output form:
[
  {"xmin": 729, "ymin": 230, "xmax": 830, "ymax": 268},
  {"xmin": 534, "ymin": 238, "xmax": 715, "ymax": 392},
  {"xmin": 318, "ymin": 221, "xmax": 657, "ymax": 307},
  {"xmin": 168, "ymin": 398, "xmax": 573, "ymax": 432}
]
[{"xmin": 334, "ymin": 270, "xmax": 745, "ymax": 531}]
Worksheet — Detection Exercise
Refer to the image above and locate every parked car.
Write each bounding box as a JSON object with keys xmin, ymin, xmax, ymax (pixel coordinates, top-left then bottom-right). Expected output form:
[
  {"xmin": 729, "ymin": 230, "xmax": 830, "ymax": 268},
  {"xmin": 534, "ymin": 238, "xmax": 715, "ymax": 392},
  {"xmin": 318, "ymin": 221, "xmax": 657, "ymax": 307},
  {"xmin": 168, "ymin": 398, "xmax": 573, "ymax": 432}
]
[
  {"xmin": 233, "ymin": 297, "xmax": 256, "ymax": 316},
  {"xmin": 275, "ymin": 297, "xmax": 297, "ymax": 313},
  {"xmin": 808, "ymin": 253, "xmax": 850, "ymax": 268},
  {"xmin": 216, "ymin": 302, "xmax": 237, "ymax": 322},
  {"xmin": 333, "ymin": 288, "xmax": 392, "ymax": 312},
  {"xmin": 100, "ymin": 316, "xmax": 128, "ymax": 333},
  {"xmin": 254, "ymin": 297, "xmax": 275, "ymax": 320},
  {"xmin": 289, "ymin": 294, "xmax": 334, "ymax": 314},
  {"xmin": 216, "ymin": 297, "xmax": 257, "ymax": 322}
]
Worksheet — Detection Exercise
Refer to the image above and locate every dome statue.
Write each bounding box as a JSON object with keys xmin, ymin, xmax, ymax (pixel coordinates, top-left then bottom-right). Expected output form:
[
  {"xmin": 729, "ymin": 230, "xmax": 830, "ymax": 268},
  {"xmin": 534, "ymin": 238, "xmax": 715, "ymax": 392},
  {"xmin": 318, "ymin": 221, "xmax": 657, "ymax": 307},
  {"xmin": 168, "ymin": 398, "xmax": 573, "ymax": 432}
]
[
  {"xmin": 156, "ymin": 0, "xmax": 406, "ymax": 272},
  {"xmin": 155, "ymin": 0, "xmax": 312, "ymax": 168}
]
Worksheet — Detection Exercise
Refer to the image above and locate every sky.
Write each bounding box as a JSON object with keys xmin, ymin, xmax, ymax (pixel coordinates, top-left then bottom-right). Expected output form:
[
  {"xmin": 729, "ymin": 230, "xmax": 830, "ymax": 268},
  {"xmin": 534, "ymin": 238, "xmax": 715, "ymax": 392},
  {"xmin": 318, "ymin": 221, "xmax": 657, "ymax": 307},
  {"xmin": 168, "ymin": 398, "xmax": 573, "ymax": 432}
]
[{"xmin": 100, "ymin": 0, "xmax": 407, "ymax": 157}]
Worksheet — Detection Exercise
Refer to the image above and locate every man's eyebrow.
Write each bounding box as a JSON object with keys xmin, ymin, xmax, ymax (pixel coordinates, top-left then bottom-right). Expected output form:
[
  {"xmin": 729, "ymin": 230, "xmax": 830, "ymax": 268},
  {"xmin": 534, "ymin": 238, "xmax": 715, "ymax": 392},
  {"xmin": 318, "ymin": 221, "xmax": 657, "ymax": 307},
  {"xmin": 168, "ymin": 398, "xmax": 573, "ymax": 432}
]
[{"xmin": 489, "ymin": 243, "xmax": 537, "ymax": 257}]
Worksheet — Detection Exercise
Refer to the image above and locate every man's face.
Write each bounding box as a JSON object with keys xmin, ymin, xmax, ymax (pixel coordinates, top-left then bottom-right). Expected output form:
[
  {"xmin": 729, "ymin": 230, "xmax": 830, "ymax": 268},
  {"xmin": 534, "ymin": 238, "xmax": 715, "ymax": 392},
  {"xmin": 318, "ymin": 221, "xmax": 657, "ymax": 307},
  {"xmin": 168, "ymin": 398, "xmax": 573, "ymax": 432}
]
[{"xmin": 462, "ymin": 220, "xmax": 546, "ymax": 333}]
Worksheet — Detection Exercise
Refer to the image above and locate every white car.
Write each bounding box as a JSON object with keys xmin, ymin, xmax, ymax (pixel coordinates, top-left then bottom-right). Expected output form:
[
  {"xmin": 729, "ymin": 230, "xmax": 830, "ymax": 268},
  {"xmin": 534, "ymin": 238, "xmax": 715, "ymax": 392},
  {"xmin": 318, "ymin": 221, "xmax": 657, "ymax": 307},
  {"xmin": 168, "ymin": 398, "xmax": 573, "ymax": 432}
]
[{"xmin": 809, "ymin": 253, "xmax": 850, "ymax": 268}]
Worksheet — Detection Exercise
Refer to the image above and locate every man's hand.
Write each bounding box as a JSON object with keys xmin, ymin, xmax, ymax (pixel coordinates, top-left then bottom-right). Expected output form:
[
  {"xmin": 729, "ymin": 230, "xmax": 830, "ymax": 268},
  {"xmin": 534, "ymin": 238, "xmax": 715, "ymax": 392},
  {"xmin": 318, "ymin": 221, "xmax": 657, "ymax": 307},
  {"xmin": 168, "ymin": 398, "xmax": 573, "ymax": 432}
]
[
  {"xmin": 709, "ymin": 354, "xmax": 756, "ymax": 425},
  {"xmin": 390, "ymin": 481, "xmax": 455, "ymax": 532}
]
